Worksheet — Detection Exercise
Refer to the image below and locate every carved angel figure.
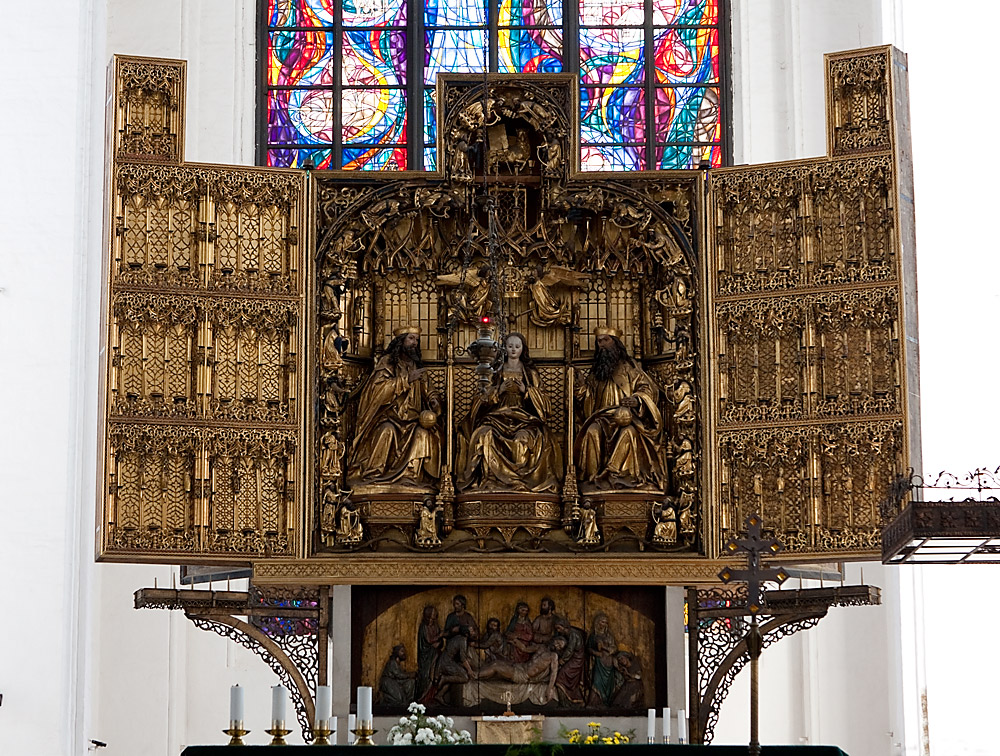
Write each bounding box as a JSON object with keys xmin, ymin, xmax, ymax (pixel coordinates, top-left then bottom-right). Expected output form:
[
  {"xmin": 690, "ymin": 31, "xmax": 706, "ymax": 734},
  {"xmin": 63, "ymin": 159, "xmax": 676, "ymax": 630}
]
[
  {"xmin": 437, "ymin": 264, "xmax": 492, "ymax": 323},
  {"xmin": 457, "ymin": 333, "xmax": 561, "ymax": 493},
  {"xmin": 527, "ymin": 264, "xmax": 590, "ymax": 327}
]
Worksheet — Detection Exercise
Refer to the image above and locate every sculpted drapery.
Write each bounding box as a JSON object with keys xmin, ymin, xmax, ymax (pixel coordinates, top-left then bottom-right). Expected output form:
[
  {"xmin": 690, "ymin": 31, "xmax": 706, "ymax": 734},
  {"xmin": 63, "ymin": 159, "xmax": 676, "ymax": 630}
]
[
  {"xmin": 574, "ymin": 329, "xmax": 664, "ymax": 491},
  {"xmin": 347, "ymin": 327, "xmax": 443, "ymax": 491},
  {"xmin": 457, "ymin": 333, "xmax": 562, "ymax": 494}
]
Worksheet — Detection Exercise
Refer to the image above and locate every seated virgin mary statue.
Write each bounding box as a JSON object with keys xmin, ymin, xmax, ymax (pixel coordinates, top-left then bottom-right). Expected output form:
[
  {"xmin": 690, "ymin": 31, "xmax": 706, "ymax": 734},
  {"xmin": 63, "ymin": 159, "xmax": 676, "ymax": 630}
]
[{"xmin": 457, "ymin": 332, "xmax": 562, "ymax": 493}]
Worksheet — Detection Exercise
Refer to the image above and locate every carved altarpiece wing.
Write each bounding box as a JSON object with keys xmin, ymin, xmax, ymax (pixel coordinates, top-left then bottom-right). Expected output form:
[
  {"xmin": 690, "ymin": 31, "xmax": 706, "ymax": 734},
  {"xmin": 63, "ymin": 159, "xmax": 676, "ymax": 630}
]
[
  {"xmin": 99, "ymin": 56, "xmax": 307, "ymax": 561},
  {"xmin": 98, "ymin": 47, "xmax": 918, "ymax": 573}
]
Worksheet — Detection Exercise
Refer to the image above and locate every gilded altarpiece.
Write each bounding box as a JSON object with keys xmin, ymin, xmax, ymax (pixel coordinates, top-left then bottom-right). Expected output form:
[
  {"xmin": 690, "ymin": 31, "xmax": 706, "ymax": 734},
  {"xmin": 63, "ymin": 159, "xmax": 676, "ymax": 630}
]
[
  {"xmin": 100, "ymin": 46, "xmax": 918, "ymax": 573},
  {"xmin": 99, "ymin": 56, "xmax": 307, "ymax": 560}
]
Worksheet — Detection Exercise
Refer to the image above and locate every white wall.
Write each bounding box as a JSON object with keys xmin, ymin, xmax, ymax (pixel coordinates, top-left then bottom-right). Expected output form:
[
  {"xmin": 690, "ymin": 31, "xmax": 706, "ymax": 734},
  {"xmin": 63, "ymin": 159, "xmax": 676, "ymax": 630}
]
[
  {"xmin": 0, "ymin": 2, "xmax": 927, "ymax": 754},
  {"xmin": 0, "ymin": 0, "xmax": 104, "ymax": 754}
]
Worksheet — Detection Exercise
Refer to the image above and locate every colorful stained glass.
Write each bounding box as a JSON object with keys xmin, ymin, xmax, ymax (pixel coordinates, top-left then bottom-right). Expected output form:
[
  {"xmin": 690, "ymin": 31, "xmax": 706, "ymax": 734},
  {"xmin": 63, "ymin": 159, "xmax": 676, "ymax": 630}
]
[
  {"xmin": 264, "ymin": 0, "xmax": 724, "ymax": 171},
  {"xmin": 498, "ymin": 27, "xmax": 563, "ymax": 73},
  {"xmin": 267, "ymin": 147, "xmax": 334, "ymax": 168},
  {"xmin": 342, "ymin": 30, "xmax": 407, "ymax": 86},
  {"xmin": 499, "ymin": 0, "xmax": 563, "ymax": 26},
  {"xmin": 579, "ymin": 28, "xmax": 644, "ymax": 86},
  {"xmin": 655, "ymin": 142, "xmax": 720, "ymax": 169},
  {"xmin": 580, "ymin": 86, "xmax": 645, "ymax": 144},
  {"xmin": 268, "ymin": 30, "xmax": 334, "ymax": 87},
  {"xmin": 425, "ymin": 29, "xmax": 489, "ymax": 84},
  {"xmin": 268, "ymin": 0, "xmax": 335, "ymax": 27},
  {"xmin": 653, "ymin": 26, "xmax": 718, "ymax": 84},
  {"xmin": 269, "ymin": 90, "xmax": 334, "ymax": 144},
  {"xmin": 342, "ymin": 87, "xmax": 407, "ymax": 144},
  {"xmin": 343, "ymin": 146, "xmax": 408, "ymax": 169},
  {"xmin": 424, "ymin": 0, "xmax": 488, "ymax": 26},
  {"xmin": 424, "ymin": 89, "xmax": 437, "ymax": 143},
  {"xmin": 579, "ymin": 0, "xmax": 645, "ymax": 28},
  {"xmin": 581, "ymin": 144, "xmax": 645, "ymax": 171},
  {"xmin": 654, "ymin": 85, "xmax": 720, "ymax": 144},
  {"xmin": 342, "ymin": 0, "xmax": 406, "ymax": 27},
  {"xmin": 652, "ymin": 0, "xmax": 717, "ymax": 27}
]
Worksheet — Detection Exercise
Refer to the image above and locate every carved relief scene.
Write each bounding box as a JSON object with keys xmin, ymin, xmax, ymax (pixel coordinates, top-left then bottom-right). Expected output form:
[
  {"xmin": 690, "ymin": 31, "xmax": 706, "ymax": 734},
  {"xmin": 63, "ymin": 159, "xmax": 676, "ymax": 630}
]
[
  {"xmin": 357, "ymin": 586, "xmax": 662, "ymax": 715},
  {"xmin": 315, "ymin": 76, "xmax": 701, "ymax": 555}
]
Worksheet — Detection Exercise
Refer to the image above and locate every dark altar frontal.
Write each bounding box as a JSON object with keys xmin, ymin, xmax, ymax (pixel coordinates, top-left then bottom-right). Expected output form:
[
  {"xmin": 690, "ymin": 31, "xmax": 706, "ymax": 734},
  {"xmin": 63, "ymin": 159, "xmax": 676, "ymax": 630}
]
[{"xmin": 181, "ymin": 745, "xmax": 848, "ymax": 755}]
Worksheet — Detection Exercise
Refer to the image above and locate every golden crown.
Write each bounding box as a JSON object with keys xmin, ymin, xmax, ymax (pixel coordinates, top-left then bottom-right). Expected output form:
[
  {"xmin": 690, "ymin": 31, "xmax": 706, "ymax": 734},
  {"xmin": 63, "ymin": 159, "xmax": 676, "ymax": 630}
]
[
  {"xmin": 594, "ymin": 326, "xmax": 622, "ymax": 339},
  {"xmin": 393, "ymin": 325, "xmax": 421, "ymax": 337}
]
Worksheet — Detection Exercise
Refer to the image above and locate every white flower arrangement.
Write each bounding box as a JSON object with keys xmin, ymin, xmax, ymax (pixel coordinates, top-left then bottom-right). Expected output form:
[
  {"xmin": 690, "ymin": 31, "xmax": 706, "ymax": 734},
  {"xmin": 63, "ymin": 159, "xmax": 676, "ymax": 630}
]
[{"xmin": 386, "ymin": 702, "xmax": 473, "ymax": 745}]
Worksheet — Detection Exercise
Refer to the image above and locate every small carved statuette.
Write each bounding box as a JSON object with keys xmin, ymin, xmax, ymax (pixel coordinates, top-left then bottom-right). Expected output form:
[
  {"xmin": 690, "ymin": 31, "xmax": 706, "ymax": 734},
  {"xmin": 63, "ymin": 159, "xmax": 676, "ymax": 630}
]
[
  {"xmin": 415, "ymin": 498, "xmax": 442, "ymax": 548},
  {"xmin": 336, "ymin": 500, "xmax": 365, "ymax": 545},
  {"xmin": 576, "ymin": 500, "xmax": 600, "ymax": 545},
  {"xmin": 651, "ymin": 499, "xmax": 678, "ymax": 545}
]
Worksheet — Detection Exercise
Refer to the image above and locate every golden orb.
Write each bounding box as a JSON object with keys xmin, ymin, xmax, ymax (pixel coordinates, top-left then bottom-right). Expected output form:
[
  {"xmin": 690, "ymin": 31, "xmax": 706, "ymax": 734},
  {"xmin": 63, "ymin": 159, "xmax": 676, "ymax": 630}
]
[
  {"xmin": 613, "ymin": 406, "xmax": 632, "ymax": 427},
  {"xmin": 419, "ymin": 410, "xmax": 438, "ymax": 429}
]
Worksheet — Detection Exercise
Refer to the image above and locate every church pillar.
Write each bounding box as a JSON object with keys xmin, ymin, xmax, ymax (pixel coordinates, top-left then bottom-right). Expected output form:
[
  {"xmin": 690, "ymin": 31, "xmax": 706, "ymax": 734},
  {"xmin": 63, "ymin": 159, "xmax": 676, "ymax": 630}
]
[
  {"xmin": 665, "ymin": 587, "xmax": 687, "ymax": 715},
  {"xmin": 331, "ymin": 585, "xmax": 353, "ymax": 729}
]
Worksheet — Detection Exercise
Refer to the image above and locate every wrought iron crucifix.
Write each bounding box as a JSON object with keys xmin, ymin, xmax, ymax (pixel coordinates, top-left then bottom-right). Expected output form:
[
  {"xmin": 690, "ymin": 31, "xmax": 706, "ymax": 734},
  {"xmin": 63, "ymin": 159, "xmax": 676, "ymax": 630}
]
[{"xmin": 718, "ymin": 514, "xmax": 789, "ymax": 756}]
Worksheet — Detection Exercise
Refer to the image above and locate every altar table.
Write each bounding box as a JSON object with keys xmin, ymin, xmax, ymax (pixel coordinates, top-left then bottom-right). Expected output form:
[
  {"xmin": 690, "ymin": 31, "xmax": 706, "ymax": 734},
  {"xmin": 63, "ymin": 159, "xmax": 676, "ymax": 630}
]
[{"xmin": 182, "ymin": 744, "xmax": 848, "ymax": 755}]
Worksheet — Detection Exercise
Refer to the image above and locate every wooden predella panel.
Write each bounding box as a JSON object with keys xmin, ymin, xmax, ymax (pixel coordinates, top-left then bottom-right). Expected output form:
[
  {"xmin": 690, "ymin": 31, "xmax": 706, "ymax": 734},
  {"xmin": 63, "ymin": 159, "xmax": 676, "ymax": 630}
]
[
  {"xmin": 705, "ymin": 46, "xmax": 920, "ymax": 559},
  {"xmin": 355, "ymin": 586, "xmax": 665, "ymax": 715},
  {"xmin": 98, "ymin": 56, "xmax": 308, "ymax": 563}
]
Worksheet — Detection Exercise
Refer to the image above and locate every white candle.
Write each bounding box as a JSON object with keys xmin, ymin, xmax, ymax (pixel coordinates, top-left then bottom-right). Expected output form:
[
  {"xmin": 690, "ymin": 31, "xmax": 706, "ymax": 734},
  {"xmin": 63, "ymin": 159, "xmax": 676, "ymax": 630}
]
[
  {"xmin": 647, "ymin": 709, "xmax": 656, "ymax": 740},
  {"xmin": 357, "ymin": 686, "xmax": 373, "ymax": 723},
  {"xmin": 229, "ymin": 685, "xmax": 244, "ymax": 725},
  {"xmin": 348, "ymin": 714, "xmax": 357, "ymax": 744},
  {"xmin": 331, "ymin": 715, "xmax": 339, "ymax": 745},
  {"xmin": 271, "ymin": 685, "xmax": 288, "ymax": 725},
  {"xmin": 316, "ymin": 685, "xmax": 332, "ymax": 727},
  {"xmin": 677, "ymin": 709, "xmax": 687, "ymax": 742},
  {"xmin": 662, "ymin": 708, "xmax": 671, "ymax": 743}
]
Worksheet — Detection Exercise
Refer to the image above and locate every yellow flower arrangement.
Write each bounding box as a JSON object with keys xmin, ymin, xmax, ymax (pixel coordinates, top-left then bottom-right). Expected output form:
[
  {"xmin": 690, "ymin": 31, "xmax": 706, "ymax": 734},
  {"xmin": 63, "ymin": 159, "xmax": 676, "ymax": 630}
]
[{"xmin": 558, "ymin": 722, "xmax": 633, "ymax": 746}]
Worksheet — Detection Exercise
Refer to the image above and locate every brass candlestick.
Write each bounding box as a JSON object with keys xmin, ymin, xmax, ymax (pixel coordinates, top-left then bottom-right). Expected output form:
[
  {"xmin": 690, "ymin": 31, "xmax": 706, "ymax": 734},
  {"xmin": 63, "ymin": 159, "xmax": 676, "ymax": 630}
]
[
  {"xmin": 352, "ymin": 722, "xmax": 377, "ymax": 746},
  {"xmin": 223, "ymin": 724, "xmax": 250, "ymax": 746},
  {"xmin": 312, "ymin": 725, "xmax": 333, "ymax": 746},
  {"xmin": 266, "ymin": 722, "xmax": 293, "ymax": 746}
]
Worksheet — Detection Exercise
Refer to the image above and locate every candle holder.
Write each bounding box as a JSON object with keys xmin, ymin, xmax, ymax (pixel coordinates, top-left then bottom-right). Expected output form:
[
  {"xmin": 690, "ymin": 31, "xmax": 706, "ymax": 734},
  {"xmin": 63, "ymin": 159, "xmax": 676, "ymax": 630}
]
[
  {"xmin": 647, "ymin": 737, "xmax": 655, "ymax": 745},
  {"xmin": 224, "ymin": 724, "xmax": 250, "ymax": 746},
  {"xmin": 661, "ymin": 736, "xmax": 671, "ymax": 745},
  {"xmin": 352, "ymin": 721, "xmax": 377, "ymax": 746},
  {"xmin": 266, "ymin": 722, "xmax": 293, "ymax": 746},
  {"xmin": 312, "ymin": 725, "xmax": 333, "ymax": 746}
]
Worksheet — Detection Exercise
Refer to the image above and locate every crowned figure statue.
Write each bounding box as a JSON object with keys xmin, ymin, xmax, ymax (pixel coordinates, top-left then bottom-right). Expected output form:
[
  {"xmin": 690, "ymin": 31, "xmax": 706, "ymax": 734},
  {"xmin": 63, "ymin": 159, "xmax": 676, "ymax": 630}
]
[
  {"xmin": 574, "ymin": 326, "xmax": 664, "ymax": 491},
  {"xmin": 347, "ymin": 326, "xmax": 443, "ymax": 492},
  {"xmin": 457, "ymin": 332, "xmax": 561, "ymax": 493}
]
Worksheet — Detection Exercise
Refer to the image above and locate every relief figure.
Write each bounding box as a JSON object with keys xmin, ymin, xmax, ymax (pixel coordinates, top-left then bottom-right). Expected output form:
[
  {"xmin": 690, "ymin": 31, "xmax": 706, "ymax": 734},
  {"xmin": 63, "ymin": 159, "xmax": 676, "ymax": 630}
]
[
  {"xmin": 574, "ymin": 328, "xmax": 664, "ymax": 491},
  {"xmin": 457, "ymin": 333, "xmax": 561, "ymax": 493},
  {"xmin": 505, "ymin": 601, "xmax": 535, "ymax": 663},
  {"xmin": 378, "ymin": 644, "xmax": 416, "ymax": 706},
  {"xmin": 552, "ymin": 617, "xmax": 587, "ymax": 706},
  {"xmin": 586, "ymin": 612, "xmax": 619, "ymax": 707},
  {"xmin": 347, "ymin": 327, "xmax": 442, "ymax": 491},
  {"xmin": 416, "ymin": 605, "xmax": 444, "ymax": 701}
]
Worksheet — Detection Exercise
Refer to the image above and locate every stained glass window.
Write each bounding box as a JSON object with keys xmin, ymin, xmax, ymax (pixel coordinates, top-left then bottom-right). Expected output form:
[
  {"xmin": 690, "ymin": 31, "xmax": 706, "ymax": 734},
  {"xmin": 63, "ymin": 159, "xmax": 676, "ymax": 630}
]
[{"xmin": 262, "ymin": 0, "xmax": 725, "ymax": 171}]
